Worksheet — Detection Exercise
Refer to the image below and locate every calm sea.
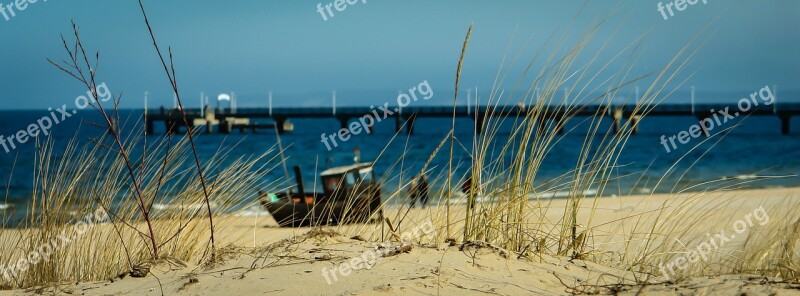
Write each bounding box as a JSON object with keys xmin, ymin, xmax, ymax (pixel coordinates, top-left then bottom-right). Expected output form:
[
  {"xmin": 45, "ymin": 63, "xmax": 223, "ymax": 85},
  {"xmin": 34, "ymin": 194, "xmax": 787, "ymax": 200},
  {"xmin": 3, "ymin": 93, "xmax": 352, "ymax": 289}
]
[{"xmin": 1, "ymin": 109, "xmax": 799, "ymax": 223}]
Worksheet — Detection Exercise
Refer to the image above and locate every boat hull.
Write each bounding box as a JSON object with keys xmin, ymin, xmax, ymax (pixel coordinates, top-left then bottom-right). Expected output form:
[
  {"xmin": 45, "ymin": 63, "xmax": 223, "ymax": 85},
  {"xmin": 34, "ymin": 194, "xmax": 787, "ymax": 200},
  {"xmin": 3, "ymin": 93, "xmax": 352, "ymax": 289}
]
[{"xmin": 262, "ymin": 193, "xmax": 382, "ymax": 227}]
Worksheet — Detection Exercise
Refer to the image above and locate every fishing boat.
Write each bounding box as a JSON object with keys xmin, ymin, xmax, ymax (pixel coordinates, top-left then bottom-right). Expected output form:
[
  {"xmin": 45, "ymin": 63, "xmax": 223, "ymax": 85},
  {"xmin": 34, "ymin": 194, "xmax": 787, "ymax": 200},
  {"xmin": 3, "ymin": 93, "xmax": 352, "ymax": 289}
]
[{"xmin": 260, "ymin": 161, "xmax": 383, "ymax": 227}]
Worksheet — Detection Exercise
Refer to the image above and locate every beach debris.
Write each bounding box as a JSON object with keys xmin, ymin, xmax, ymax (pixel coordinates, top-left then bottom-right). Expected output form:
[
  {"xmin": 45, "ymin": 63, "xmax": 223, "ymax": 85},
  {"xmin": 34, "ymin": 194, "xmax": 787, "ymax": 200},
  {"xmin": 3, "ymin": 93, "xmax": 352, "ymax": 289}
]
[
  {"xmin": 314, "ymin": 253, "xmax": 332, "ymax": 261},
  {"xmin": 450, "ymin": 282, "xmax": 500, "ymax": 294},
  {"xmin": 459, "ymin": 241, "xmax": 510, "ymax": 259},
  {"xmin": 373, "ymin": 283, "xmax": 394, "ymax": 292},
  {"xmin": 350, "ymin": 235, "xmax": 365, "ymax": 241},
  {"xmin": 303, "ymin": 228, "xmax": 341, "ymax": 240},
  {"xmin": 379, "ymin": 243, "xmax": 413, "ymax": 257},
  {"xmin": 420, "ymin": 242, "xmax": 438, "ymax": 249},
  {"xmin": 130, "ymin": 264, "xmax": 151, "ymax": 278},
  {"xmin": 178, "ymin": 276, "xmax": 200, "ymax": 292}
]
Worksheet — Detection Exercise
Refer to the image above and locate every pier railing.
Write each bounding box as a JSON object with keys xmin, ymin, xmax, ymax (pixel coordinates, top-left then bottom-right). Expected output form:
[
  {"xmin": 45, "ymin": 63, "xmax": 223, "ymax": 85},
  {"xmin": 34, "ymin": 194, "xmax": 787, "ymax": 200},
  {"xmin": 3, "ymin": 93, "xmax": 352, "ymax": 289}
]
[{"xmin": 144, "ymin": 102, "xmax": 800, "ymax": 135}]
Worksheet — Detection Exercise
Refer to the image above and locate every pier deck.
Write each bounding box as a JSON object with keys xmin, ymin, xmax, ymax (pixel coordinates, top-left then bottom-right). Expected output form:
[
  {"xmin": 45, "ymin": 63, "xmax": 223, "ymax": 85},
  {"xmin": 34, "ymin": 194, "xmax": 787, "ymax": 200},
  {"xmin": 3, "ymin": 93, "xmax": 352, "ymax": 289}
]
[{"xmin": 144, "ymin": 103, "xmax": 800, "ymax": 135}]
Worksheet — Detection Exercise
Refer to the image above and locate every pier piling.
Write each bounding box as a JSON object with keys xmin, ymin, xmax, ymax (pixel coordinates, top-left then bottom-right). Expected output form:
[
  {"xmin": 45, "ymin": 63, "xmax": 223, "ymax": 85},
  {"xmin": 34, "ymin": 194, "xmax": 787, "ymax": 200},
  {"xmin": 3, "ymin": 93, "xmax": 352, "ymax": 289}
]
[
  {"xmin": 780, "ymin": 115, "xmax": 791, "ymax": 135},
  {"xmin": 612, "ymin": 108, "xmax": 624, "ymax": 134}
]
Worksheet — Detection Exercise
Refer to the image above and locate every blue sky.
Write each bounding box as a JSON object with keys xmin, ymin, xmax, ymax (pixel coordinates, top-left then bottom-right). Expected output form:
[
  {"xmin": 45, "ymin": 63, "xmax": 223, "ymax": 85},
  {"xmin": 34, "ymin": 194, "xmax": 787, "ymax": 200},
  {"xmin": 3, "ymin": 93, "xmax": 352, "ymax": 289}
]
[{"xmin": 0, "ymin": 0, "xmax": 798, "ymax": 109}]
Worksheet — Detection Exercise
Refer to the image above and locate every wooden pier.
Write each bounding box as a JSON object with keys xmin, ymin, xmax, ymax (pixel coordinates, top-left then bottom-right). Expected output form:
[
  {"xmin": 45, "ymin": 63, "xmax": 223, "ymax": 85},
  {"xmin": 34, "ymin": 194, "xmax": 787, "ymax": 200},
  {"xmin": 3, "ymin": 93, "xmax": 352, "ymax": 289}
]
[{"xmin": 145, "ymin": 103, "xmax": 800, "ymax": 135}]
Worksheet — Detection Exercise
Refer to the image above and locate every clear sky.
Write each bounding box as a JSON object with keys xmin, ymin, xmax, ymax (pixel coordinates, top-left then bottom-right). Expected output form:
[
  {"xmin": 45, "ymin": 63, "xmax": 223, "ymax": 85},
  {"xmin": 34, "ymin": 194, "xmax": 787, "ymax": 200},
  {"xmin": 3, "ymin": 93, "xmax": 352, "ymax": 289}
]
[{"xmin": 0, "ymin": 0, "xmax": 798, "ymax": 109}]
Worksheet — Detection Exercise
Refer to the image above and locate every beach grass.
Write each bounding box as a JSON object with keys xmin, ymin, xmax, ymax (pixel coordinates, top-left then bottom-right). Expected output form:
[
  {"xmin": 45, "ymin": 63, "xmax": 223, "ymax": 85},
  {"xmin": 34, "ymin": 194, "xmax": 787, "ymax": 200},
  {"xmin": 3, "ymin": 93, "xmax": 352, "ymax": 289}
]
[{"xmin": 0, "ymin": 122, "xmax": 281, "ymax": 288}]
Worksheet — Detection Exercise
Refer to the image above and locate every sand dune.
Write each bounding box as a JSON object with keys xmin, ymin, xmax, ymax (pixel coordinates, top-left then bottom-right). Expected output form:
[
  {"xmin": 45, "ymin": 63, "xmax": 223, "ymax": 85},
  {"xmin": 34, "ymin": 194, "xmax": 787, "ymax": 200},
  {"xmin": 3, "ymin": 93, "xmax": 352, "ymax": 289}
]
[{"xmin": 1, "ymin": 187, "xmax": 799, "ymax": 295}]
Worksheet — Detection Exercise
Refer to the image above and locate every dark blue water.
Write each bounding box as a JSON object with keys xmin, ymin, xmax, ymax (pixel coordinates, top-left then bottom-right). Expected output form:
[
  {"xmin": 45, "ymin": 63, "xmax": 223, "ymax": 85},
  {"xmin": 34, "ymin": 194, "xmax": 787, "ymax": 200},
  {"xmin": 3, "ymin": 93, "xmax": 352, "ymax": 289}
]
[{"xmin": 1, "ymin": 109, "xmax": 799, "ymax": 221}]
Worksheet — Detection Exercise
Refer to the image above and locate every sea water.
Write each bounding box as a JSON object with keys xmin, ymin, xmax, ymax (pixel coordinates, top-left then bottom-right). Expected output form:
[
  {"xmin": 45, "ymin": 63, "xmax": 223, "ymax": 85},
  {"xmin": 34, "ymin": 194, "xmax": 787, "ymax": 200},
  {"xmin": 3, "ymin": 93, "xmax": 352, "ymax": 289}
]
[{"xmin": 0, "ymin": 109, "xmax": 798, "ymax": 225}]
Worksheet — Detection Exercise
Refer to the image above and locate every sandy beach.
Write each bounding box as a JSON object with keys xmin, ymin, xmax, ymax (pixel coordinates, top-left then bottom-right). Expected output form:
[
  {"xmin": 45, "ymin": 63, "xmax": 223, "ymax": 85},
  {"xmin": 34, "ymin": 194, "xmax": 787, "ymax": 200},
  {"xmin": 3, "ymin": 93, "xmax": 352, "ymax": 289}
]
[{"xmin": 2, "ymin": 187, "xmax": 798, "ymax": 295}]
